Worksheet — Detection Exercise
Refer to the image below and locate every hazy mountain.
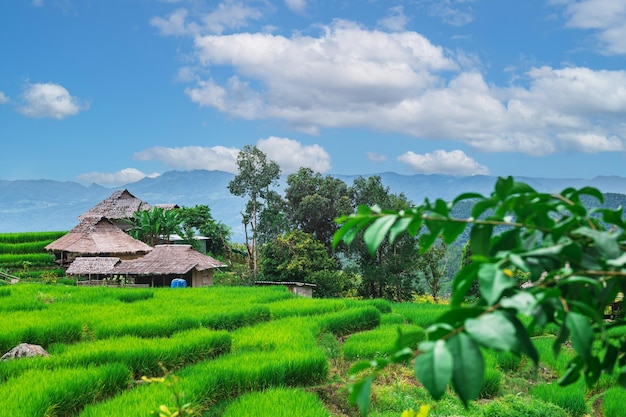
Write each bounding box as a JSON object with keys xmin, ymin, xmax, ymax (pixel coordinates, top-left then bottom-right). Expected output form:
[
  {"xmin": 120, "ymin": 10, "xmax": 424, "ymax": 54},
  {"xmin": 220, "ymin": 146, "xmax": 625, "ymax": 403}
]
[{"xmin": 2, "ymin": 170, "xmax": 626, "ymax": 243}]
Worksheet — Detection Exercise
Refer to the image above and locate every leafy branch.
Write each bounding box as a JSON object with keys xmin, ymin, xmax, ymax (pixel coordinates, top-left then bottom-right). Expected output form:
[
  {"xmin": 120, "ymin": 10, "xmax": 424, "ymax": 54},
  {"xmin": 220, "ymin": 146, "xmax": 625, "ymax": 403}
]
[{"xmin": 334, "ymin": 176, "xmax": 626, "ymax": 415}]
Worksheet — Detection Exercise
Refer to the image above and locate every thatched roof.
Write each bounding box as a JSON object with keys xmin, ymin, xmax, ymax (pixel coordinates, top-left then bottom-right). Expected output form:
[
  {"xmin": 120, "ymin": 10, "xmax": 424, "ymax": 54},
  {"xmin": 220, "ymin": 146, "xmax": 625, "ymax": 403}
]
[
  {"xmin": 66, "ymin": 257, "xmax": 121, "ymax": 275},
  {"xmin": 78, "ymin": 189, "xmax": 151, "ymax": 222},
  {"xmin": 116, "ymin": 245, "xmax": 226, "ymax": 275},
  {"xmin": 44, "ymin": 217, "xmax": 153, "ymax": 255}
]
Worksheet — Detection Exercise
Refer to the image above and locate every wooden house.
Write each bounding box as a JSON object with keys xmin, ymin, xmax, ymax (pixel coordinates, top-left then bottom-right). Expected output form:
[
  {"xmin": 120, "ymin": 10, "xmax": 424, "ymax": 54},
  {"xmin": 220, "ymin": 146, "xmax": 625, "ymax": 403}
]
[{"xmin": 67, "ymin": 245, "xmax": 226, "ymax": 288}]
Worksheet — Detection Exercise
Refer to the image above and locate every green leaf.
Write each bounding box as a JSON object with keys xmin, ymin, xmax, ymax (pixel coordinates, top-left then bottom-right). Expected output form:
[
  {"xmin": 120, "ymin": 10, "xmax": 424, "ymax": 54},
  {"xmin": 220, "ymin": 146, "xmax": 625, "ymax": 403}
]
[
  {"xmin": 558, "ymin": 359, "xmax": 583, "ymax": 386},
  {"xmin": 465, "ymin": 311, "xmax": 518, "ymax": 351},
  {"xmin": 470, "ymin": 224, "xmax": 493, "ymax": 257},
  {"xmin": 414, "ymin": 340, "xmax": 453, "ymax": 400},
  {"xmin": 453, "ymin": 192, "xmax": 484, "ymax": 205},
  {"xmin": 500, "ymin": 292, "xmax": 537, "ymax": 316},
  {"xmin": 442, "ymin": 220, "xmax": 468, "ymax": 245},
  {"xmin": 478, "ymin": 264, "xmax": 516, "ymax": 305},
  {"xmin": 565, "ymin": 312, "xmax": 593, "ymax": 362},
  {"xmin": 572, "ymin": 227, "xmax": 621, "ymax": 259},
  {"xmin": 448, "ymin": 332, "xmax": 484, "ymax": 407},
  {"xmin": 349, "ymin": 360, "xmax": 374, "ymax": 375},
  {"xmin": 510, "ymin": 181, "xmax": 536, "ymax": 194},
  {"xmin": 574, "ymin": 186, "xmax": 604, "ymax": 204},
  {"xmin": 471, "ymin": 199, "xmax": 495, "ymax": 220},
  {"xmin": 508, "ymin": 314, "xmax": 539, "ymax": 365},
  {"xmin": 388, "ymin": 216, "xmax": 413, "ymax": 244},
  {"xmin": 349, "ymin": 376, "xmax": 374, "ymax": 416},
  {"xmin": 618, "ymin": 366, "xmax": 626, "ymax": 389},
  {"xmin": 495, "ymin": 176, "xmax": 514, "ymax": 200},
  {"xmin": 364, "ymin": 215, "xmax": 398, "ymax": 255},
  {"xmin": 451, "ymin": 262, "xmax": 480, "ymax": 306},
  {"xmin": 602, "ymin": 344, "xmax": 618, "ymax": 372}
]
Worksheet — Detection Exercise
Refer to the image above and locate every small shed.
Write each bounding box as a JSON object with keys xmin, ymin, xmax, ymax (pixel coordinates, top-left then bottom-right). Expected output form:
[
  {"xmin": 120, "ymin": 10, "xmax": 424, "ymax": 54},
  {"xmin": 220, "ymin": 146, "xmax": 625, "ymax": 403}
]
[
  {"xmin": 78, "ymin": 189, "xmax": 151, "ymax": 231},
  {"xmin": 44, "ymin": 217, "xmax": 152, "ymax": 265},
  {"xmin": 115, "ymin": 244, "xmax": 227, "ymax": 288},
  {"xmin": 254, "ymin": 281, "xmax": 316, "ymax": 298}
]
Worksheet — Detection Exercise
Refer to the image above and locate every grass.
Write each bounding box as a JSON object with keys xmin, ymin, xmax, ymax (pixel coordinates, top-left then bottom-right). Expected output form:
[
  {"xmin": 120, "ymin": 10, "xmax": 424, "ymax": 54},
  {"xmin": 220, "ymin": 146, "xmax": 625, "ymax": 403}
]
[
  {"xmin": 0, "ymin": 283, "xmax": 623, "ymax": 417},
  {"xmin": 222, "ymin": 388, "xmax": 330, "ymax": 417}
]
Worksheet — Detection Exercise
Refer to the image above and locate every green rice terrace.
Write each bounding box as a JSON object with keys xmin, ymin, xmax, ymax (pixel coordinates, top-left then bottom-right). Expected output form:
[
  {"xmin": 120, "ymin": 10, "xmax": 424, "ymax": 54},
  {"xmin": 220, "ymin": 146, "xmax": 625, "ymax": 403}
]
[
  {"xmin": 1, "ymin": 232, "xmax": 625, "ymax": 417},
  {"xmin": 0, "ymin": 282, "xmax": 624, "ymax": 417}
]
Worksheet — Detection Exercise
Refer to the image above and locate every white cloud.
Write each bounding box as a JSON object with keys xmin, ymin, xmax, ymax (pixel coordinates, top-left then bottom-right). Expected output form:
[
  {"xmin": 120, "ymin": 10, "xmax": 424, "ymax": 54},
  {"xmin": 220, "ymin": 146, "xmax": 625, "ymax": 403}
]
[
  {"xmin": 77, "ymin": 168, "xmax": 160, "ymax": 187},
  {"xmin": 284, "ymin": 0, "xmax": 306, "ymax": 13},
  {"xmin": 132, "ymin": 139, "xmax": 330, "ymax": 176},
  {"xmin": 0, "ymin": 92, "xmax": 9, "ymax": 104},
  {"xmin": 151, "ymin": 1, "xmax": 263, "ymax": 36},
  {"xmin": 18, "ymin": 83, "xmax": 87, "ymax": 119},
  {"xmin": 32, "ymin": 0, "xmax": 43, "ymax": 6},
  {"xmin": 378, "ymin": 6, "xmax": 409, "ymax": 32},
  {"xmin": 367, "ymin": 152, "xmax": 388, "ymax": 162},
  {"xmin": 161, "ymin": 14, "xmax": 626, "ymax": 157},
  {"xmin": 558, "ymin": 0, "xmax": 626, "ymax": 54},
  {"xmin": 397, "ymin": 149, "xmax": 489, "ymax": 176},
  {"xmin": 150, "ymin": 9, "xmax": 190, "ymax": 36},
  {"xmin": 257, "ymin": 136, "xmax": 331, "ymax": 174},
  {"xmin": 134, "ymin": 145, "xmax": 241, "ymax": 173}
]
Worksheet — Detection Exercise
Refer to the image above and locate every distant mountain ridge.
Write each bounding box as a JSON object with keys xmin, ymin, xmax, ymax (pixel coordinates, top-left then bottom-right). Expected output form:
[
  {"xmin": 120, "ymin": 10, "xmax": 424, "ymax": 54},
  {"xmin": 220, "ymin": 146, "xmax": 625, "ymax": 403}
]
[{"xmin": 3, "ymin": 170, "xmax": 626, "ymax": 243}]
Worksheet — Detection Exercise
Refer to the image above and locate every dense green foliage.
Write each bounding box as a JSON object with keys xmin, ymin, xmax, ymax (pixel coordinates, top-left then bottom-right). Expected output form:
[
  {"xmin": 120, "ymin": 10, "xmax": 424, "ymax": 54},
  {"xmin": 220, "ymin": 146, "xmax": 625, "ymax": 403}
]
[{"xmin": 335, "ymin": 176, "xmax": 626, "ymax": 412}]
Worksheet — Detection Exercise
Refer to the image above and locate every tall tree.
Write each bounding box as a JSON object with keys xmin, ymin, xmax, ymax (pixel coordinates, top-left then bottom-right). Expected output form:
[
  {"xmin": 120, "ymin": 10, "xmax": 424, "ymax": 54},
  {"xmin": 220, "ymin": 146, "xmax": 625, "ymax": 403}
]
[
  {"xmin": 418, "ymin": 240, "xmax": 447, "ymax": 302},
  {"xmin": 348, "ymin": 176, "xmax": 421, "ymax": 300},
  {"xmin": 227, "ymin": 145, "xmax": 280, "ymax": 276},
  {"xmin": 177, "ymin": 205, "xmax": 231, "ymax": 257},
  {"xmin": 284, "ymin": 168, "xmax": 352, "ymax": 252}
]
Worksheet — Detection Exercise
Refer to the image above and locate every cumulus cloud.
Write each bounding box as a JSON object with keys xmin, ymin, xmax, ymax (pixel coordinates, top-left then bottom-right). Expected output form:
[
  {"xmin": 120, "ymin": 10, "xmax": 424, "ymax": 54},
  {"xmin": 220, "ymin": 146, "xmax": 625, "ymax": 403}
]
[
  {"xmin": 77, "ymin": 168, "xmax": 160, "ymax": 187},
  {"xmin": 155, "ymin": 8, "xmax": 626, "ymax": 157},
  {"xmin": 0, "ymin": 92, "xmax": 9, "ymax": 104},
  {"xmin": 557, "ymin": 0, "xmax": 626, "ymax": 55},
  {"xmin": 134, "ymin": 145, "xmax": 241, "ymax": 173},
  {"xmin": 257, "ymin": 137, "xmax": 331, "ymax": 174},
  {"xmin": 398, "ymin": 149, "xmax": 489, "ymax": 176},
  {"xmin": 18, "ymin": 83, "xmax": 88, "ymax": 119}
]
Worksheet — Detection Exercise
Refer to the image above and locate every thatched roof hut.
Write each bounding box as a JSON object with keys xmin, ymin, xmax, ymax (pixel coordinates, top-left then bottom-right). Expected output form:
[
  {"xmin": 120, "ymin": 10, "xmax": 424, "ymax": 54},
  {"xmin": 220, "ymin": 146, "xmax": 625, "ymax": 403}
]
[
  {"xmin": 66, "ymin": 257, "xmax": 121, "ymax": 275},
  {"xmin": 78, "ymin": 189, "xmax": 151, "ymax": 230},
  {"xmin": 116, "ymin": 245, "xmax": 227, "ymax": 287},
  {"xmin": 45, "ymin": 217, "xmax": 152, "ymax": 265}
]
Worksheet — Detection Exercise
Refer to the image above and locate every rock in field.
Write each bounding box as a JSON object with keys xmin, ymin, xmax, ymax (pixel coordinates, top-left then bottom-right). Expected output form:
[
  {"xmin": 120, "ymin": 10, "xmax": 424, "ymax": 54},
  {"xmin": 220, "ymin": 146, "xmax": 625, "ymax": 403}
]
[{"xmin": 1, "ymin": 343, "xmax": 49, "ymax": 361}]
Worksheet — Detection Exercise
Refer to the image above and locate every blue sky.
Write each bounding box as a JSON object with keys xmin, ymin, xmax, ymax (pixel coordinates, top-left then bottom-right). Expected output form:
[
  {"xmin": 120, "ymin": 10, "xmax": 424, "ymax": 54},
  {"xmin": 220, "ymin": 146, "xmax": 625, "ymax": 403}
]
[{"xmin": 1, "ymin": 0, "xmax": 626, "ymax": 186}]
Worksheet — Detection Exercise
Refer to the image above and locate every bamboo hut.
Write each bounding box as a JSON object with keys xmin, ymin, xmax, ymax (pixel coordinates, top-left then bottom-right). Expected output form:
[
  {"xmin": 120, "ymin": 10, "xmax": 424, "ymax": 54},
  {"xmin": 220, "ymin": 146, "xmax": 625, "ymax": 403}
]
[
  {"xmin": 115, "ymin": 245, "xmax": 227, "ymax": 288},
  {"xmin": 78, "ymin": 189, "xmax": 151, "ymax": 230},
  {"xmin": 44, "ymin": 217, "xmax": 152, "ymax": 265}
]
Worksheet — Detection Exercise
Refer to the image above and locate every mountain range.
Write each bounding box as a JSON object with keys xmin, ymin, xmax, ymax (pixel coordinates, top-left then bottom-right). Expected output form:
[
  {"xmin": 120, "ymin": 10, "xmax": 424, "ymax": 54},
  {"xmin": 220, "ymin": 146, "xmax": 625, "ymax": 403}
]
[{"xmin": 3, "ymin": 170, "xmax": 626, "ymax": 243}]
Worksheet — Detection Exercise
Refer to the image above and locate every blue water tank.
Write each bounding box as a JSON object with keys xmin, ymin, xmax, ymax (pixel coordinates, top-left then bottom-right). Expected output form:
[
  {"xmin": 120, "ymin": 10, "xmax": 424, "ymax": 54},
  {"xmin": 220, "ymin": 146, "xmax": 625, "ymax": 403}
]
[{"xmin": 171, "ymin": 278, "xmax": 188, "ymax": 288}]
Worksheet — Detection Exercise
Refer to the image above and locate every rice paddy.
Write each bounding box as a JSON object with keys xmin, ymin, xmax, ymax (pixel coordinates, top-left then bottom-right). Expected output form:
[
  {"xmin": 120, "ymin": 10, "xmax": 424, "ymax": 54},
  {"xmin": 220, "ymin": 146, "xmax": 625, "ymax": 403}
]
[{"xmin": 0, "ymin": 283, "xmax": 623, "ymax": 416}]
